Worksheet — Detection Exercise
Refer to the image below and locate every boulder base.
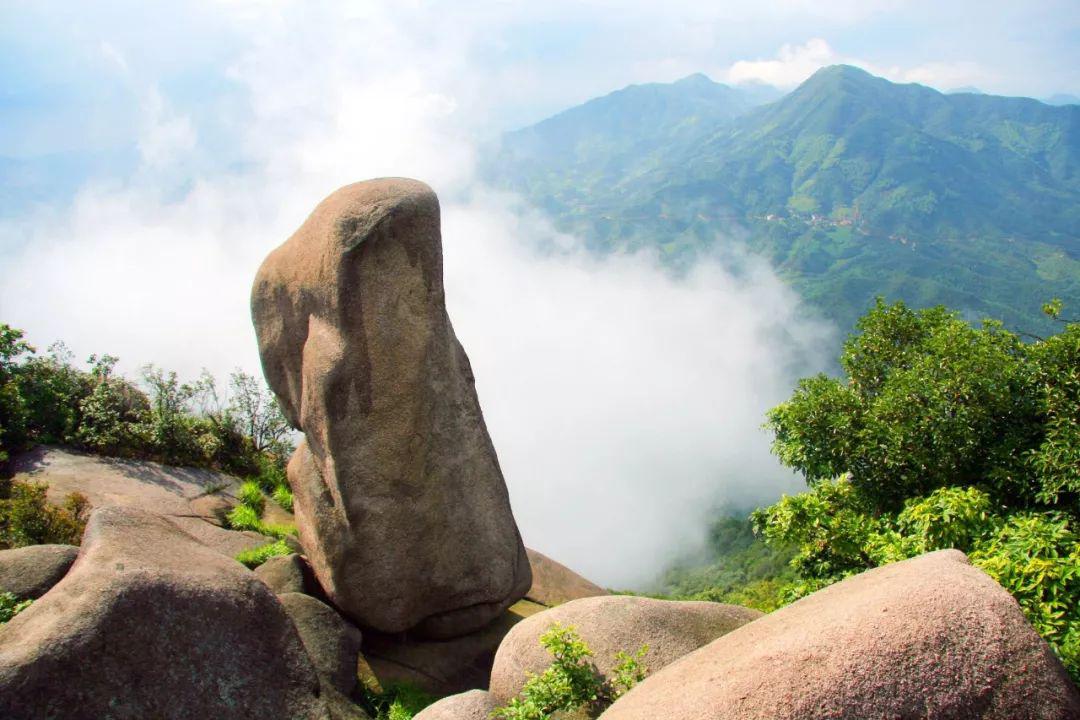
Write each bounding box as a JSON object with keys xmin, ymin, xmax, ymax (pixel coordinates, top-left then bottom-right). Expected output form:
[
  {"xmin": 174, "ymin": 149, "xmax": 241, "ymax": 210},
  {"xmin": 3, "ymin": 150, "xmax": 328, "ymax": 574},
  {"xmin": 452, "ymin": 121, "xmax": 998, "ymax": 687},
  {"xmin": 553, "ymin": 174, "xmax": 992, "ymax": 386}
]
[{"xmin": 0, "ymin": 544, "xmax": 78, "ymax": 599}]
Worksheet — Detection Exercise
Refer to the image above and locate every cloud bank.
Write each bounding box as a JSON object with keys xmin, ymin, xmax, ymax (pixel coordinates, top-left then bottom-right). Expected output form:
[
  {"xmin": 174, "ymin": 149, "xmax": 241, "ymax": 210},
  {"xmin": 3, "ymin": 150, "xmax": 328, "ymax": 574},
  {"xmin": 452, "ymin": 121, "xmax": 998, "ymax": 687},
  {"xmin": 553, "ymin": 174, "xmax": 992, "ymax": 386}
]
[{"xmin": 0, "ymin": 0, "xmax": 845, "ymax": 587}]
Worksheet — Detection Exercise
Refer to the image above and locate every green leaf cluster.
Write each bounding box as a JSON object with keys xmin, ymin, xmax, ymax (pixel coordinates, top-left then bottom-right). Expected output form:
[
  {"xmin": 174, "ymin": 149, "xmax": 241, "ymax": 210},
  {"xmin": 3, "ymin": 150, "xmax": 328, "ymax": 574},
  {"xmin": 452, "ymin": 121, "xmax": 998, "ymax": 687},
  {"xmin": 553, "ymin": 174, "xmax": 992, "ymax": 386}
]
[
  {"xmin": 755, "ymin": 299, "xmax": 1080, "ymax": 681},
  {"xmin": 0, "ymin": 592, "xmax": 32, "ymax": 624},
  {"xmin": 491, "ymin": 623, "xmax": 648, "ymax": 720}
]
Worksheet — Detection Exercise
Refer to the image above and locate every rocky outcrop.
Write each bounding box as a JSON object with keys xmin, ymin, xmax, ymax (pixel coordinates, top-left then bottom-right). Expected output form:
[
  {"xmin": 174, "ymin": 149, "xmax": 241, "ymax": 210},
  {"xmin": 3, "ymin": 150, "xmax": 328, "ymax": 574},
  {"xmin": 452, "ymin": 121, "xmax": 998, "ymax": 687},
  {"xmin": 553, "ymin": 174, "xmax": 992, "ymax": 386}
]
[
  {"xmin": 525, "ymin": 548, "xmax": 607, "ymax": 606},
  {"xmin": 599, "ymin": 550, "xmax": 1080, "ymax": 720},
  {"xmin": 489, "ymin": 595, "xmax": 761, "ymax": 704},
  {"xmin": 0, "ymin": 506, "xmax": 328, "ymax": 719},
  {"xmin": 279, "ymin": 592, "xmax": 364, "ymax": 698},
  {"xmin": 413, "ymin": 689, "xmax": 498, "ymax": 720},
  {"xmin": 256, "ymin": 553, "xmax": 323, "ymax": 596},
  {"xmin": 0, "ymin": 544, "xmax": 78, "ymax": 599},
  {"xmin": 363, "ymin": 599, "xmax": 546, "ymax": 696},
  {"xmin": 8, "ymin": 445, "xmax": 273, "ymax": 556},
  {"xmin": 251, "ymin": 178, "xmax": 530, "ymax": 638}
]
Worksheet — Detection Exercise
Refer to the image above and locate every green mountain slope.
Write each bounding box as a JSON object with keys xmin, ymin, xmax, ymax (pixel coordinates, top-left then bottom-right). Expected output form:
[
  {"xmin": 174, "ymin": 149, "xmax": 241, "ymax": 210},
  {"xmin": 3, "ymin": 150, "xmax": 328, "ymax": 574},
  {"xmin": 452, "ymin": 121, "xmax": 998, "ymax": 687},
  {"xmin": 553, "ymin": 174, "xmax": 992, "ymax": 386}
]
[{"xmin": 490, "ymin": 65, "xmax": 1080, "ymax": 334}]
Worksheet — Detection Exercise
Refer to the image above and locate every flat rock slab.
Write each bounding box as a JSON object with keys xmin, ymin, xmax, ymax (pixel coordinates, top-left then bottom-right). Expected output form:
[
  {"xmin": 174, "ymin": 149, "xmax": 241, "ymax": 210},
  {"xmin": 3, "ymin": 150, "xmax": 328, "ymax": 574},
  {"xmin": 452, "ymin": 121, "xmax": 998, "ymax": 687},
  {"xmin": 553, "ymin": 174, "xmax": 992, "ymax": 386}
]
[
  {"xmin": 0, "ymin": 506, "xmax": 328, "ymax": 719},
  {"xmin": 9, "ymin": 445, "xmax": 278, "ymax": 557},
  {"xmin": 599, "ymin": 550, "xmax": 1080, "ymax": 720}
]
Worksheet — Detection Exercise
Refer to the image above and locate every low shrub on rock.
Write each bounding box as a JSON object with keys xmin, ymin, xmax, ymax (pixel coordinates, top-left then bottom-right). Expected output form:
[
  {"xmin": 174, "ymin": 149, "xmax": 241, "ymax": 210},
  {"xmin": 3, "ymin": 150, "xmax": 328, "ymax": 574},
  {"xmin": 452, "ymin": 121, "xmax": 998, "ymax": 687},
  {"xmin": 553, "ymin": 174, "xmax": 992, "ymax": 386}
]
[
  {"xmin": 235, "ymin": 539, "xmax": 291, "ymax": 568},
  {"xmin": 0, "ymin": 481, "xmax": 87, "ymax": 548}
]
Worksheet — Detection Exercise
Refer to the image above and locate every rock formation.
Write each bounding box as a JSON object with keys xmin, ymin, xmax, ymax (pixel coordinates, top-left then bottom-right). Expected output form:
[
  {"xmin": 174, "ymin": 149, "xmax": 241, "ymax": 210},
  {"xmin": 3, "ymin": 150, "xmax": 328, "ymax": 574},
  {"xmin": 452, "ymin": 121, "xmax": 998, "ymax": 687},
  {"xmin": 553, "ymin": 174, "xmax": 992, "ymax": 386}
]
[
  {"xmin": 598, "ymin": 550, "xmax": 1080, "ymax": 720},
  {"xmin": 251, "ymin": 178, "xmax": 530, "ymax": 638},
  {"xmin": 0, "ymin": 506, "xmax": 327, "ymax": 719},
  {"xmin": 489, "ymin": 595, "xmax": 761, "ymax": 704},
  {"xmin": 413, "ymin": 690, "xmax": 498, "ymax": 720},
  {"xmin": 0, "ymin": 544, "xmax": 78, "ymax": 599},
  {"xmin": 524, "ymin": 548, "xmax": 608, "ymax": 606}
]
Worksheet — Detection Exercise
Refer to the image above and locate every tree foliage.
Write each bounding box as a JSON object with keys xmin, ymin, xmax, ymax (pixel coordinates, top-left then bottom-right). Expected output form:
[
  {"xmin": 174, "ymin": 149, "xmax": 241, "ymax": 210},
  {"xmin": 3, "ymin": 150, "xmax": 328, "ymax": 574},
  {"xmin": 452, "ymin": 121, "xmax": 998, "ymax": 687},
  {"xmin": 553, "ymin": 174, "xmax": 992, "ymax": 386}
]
[{"xmin": 756, "ymin": 299, "xmax": 1080, "ymax": 681}]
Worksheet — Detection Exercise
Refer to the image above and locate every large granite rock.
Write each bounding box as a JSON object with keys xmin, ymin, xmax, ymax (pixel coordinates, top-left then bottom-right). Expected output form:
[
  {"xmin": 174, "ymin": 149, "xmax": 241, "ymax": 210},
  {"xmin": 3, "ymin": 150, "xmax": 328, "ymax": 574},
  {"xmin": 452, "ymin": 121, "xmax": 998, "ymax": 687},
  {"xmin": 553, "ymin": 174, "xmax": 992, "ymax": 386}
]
[
  {"xmin": 525, "ymin": 548, "xmax": 607, "ymax": 607},
  {"xmin": 600, "ymin": 550, "xmax": 1080, "ymax": 720},
  {"xmin": 279, "ymin": 592, "xmax": 363, "ymax": 698},
  {"xmin": 489, "ymin": 596, "xmax": 761, "ymax": 704},
  {"xmin": 0, "ymin": 544, "xmax": 78, "ymax": 599},
  {"xmin": 252, "ymin": 178, "xmax": 530, "ymax": 638},
  {"xmin": 0, "ymin": 506, "xmax": 328, "ymax": 719},
  {"xmin": 413, "ymin": 690, "xmax": 497, "ymax": 720}
]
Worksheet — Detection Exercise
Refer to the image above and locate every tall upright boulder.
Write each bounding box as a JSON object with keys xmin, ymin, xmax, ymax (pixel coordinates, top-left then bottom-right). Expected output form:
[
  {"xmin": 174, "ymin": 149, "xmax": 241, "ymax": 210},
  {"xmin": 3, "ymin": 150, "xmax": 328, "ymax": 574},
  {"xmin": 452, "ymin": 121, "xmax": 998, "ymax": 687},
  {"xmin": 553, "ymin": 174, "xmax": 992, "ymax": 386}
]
[{"xmin": 252, "ymin": 178, "xmax": 531, "ymax": 638}]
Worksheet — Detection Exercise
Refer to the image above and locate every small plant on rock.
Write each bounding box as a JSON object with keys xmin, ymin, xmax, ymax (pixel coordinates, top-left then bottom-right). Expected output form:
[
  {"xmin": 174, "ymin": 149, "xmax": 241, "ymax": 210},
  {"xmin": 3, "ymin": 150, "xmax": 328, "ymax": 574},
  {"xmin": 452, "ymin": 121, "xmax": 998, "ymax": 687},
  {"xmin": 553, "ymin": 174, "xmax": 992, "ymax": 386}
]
[
  {"xmin": 234, "ymin": 539, "xmax": 291, "ymax": 569},
  {"xmin": 491, "ymin": 623, "xmax": 648, "ymax": 720},
  {"xmin": 0, "ymin": 592, "xmax": 32, "ymax": 623}
]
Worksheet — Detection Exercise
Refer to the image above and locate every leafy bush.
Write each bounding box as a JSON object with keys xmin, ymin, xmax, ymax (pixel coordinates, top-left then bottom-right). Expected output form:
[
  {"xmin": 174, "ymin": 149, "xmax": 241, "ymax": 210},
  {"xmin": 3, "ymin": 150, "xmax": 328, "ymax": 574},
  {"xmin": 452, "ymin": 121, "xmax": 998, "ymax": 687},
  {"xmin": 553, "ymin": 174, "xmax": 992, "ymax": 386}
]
[
  {"xmin": 754, "ymin": 299, "xmax": 1080, "ymax": 682},
  {"xmin": 0, "ymin": 481, "xmax": 88, "ymax": 548},
  {"xmin": 0, "ymin": 592, "xmax": 32, "ymax": 623},
  {"xmin": 358, "ymin": 681, "xmax": 436, "ymax": 720},
  {"xmin": 238, "ymin": 481, "xmax": 266, "ymax": 515},
  {"xmin": 226, "ymin": 503, "xmax": 262, "ymax": 533},
  {"xmin": 234, "ymin": 539, "xmax": 291, "ymax": 568},
  {"xmin": 272, "ymin": 484, "xmax": 294, "ymax": 513},
  {"xmin": 491, "ymin": 623, "xmax": 648, "ymax": 720}
]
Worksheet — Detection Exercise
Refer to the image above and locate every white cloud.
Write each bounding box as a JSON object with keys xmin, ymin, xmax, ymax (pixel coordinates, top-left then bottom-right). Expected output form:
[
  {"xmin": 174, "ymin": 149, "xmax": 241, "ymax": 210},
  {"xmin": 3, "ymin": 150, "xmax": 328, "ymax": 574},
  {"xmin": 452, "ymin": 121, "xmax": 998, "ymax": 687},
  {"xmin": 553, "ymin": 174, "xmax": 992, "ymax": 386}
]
[
  {"xmin": 726, "ymin": 38, "xmax": 839, "ymax": 88},
  {"xmin": 1, "ymin": 0, "xmax": 837, "ymax": 588},
  {"xmin": 724, "ymin": 37, "xmax": 991, "ymax": 92}
]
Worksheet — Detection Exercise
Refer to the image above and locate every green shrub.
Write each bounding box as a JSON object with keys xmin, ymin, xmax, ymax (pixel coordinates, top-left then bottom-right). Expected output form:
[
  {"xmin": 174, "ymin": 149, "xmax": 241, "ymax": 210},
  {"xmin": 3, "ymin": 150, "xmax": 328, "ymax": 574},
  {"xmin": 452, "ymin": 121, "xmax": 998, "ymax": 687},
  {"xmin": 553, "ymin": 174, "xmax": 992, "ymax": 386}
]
[
  {"xmin": 238, "ymin": 481, "xmax": 265, "ymax": 515},
  {"xmin": 0, "ymin": 481, "xmax": 88, "ymax": 548},
  {"xmin": 491, "ymin": 623, "xmax": 648, "ymax": 720},
  {"xmin": 0, "ymin": 592, "xmax": 32, "ymax": 623},
  {"xmin": 234, "ymin": 539, "xmax": 291, "ymax": 569},
  {"xmin": 226, "ymin": 503, "xmax": 262, "ymax": 533},
  {"xmin": 272, "ymin": 484, "xmax": 294, "ymax": 513},
  {"xmin": 358, "ymin": 681, "xmax": 436, "ymax": 720}
]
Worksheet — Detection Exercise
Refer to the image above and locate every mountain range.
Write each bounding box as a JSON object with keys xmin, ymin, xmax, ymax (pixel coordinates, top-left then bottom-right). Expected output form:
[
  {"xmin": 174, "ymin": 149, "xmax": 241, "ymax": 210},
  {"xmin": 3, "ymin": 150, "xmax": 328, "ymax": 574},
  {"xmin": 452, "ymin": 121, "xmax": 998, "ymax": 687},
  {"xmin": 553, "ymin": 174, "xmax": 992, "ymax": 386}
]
[{"xmin": 487, "ymin": 65, "xmax": 1080, "ymax": 335}]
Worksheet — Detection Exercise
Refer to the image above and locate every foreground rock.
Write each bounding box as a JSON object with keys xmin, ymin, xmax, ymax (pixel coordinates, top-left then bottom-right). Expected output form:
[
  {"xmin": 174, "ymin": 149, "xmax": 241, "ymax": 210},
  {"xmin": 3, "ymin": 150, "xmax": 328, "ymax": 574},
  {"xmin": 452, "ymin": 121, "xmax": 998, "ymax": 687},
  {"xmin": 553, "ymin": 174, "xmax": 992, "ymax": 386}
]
[
  {"xmin": 279, "ymin": 592, "xmax": 363, "ymax": 698},
  {"xmin": 0, "ymin": 544, "xmax": 78, "ymax": 599},
  {"xmin": 252, "ymin": 178, "xmax": 530, "ymax": 638},
  {"xmin": 0, "ymin": 506, "xmax": 327, "ymax": 719},
  {"xmin": 8, "ymin": 445, "xmax": 273, "ymax": 557},
  {"xmin": 414, "ymin": 690, "xmax": 498, "ymax": 720},
  {"xmin": 256, "ymin": 553, "xmax": 324, "ymax": 597},
  {"xmin": 600, "ymin": 550, "xmax": 1080, "ymax": 720},
  {"xmin": 525, "ymin": 548, "xmax": 608, "ymax": 607},
  {"xmin": 489, "ymin": 595, "xmax": 761, "ymax": 704},
  {"xmin": 363, "ymin": 599, "xmax": 546, "ymax": 696}
]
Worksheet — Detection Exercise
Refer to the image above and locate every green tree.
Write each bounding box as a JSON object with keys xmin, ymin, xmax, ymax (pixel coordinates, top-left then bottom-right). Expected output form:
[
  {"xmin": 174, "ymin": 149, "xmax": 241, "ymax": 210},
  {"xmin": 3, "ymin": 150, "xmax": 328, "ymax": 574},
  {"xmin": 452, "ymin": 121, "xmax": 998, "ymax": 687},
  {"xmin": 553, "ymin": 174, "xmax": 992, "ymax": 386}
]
[{"xmin": 756, "ymin": 299, "xmax": 1080, "ymax": 680}]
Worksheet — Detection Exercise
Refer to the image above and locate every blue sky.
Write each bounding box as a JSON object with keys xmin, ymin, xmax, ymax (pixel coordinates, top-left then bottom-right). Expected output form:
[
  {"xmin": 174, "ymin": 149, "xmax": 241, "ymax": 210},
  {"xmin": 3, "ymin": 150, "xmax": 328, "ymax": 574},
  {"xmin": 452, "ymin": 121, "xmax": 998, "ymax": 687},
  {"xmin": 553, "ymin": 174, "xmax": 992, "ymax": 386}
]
[{"xmin": 0, "ymin": 0, "xmax": 1077, "ymax": 582}]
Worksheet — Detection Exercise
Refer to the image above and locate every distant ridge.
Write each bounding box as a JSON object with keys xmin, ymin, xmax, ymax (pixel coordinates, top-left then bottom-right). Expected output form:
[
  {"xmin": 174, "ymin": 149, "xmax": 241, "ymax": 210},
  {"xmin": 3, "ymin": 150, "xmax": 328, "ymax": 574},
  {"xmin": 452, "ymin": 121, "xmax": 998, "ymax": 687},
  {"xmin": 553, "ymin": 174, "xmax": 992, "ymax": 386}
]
[{"xmin": 489, "ymin": 65, "xmax": 1080, "ymax": 334}]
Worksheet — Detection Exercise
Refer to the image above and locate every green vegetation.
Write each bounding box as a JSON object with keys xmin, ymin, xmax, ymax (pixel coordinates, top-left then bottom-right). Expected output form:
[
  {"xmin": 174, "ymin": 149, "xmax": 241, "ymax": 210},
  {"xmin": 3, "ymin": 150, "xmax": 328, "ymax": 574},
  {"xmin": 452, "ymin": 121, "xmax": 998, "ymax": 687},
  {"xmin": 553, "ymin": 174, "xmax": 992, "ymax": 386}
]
[
  {"xmin": 491, "ymin": 623, "xmax": 648, "ymax": 720},
  {"xmin": 0, "ymin": 321, "xmax": 298, "ymax": 548},
  {"xmin": 0, "ymin": 481, "xmax": 87, "ymax": 548},
  {"xmin": 0, "ymin": 592, "xmax": 32, "ymax": 623},
  {"xmin": 742, "ymin": 299, "xmax": 1080, "ymax": 679},
  {"xmin": 359, "ymin": 681, "xmax": 436, "ymax": 720},
  {"xmin": 492, "ymin": 65, "xmax": 1080, "ymax": 336},
  {"xmin": 659, "ymin": 299, "xmax": 1079, "ymax": 682},
  {"xmin": 234, "ymin": 539, "xmax": 292, "ymax": 569},
  {"xmin": 0, "ymin": 322, "xmax": 292, "ymax": 477}
]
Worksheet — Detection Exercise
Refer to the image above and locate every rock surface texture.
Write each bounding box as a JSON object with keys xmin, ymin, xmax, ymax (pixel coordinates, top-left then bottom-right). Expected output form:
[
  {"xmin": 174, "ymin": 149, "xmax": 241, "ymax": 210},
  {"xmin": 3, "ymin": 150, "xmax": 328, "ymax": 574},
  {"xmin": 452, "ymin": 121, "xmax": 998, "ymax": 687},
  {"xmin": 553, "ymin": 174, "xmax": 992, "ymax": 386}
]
[
  {"xmin": 0, "ymin": 506, "xmax": 328, "ymax": 719},
  {"xmin": 8, "ymin": 445, "xmax": 273, "ymax": 557},
  {"xmin": 599, "ymin": 550, "xmax": 1080, "ymax": 720},
  {"xmin": 0, "ymin": 544, "xmax": 78, "ymax": 599},
  {"xmin": 489, "ymin": 595, "xmax": 761, "ymax": 704},
  {"xmin": 252, "ymin": 178, "xmax": 530, "ymax": 638},
  {"xmin": 413, "ymin": 690, "xmax": 498, "ymax": 720},
  {"xmin": 525, "ymin": 548, "xmax": 608, "ymax": 607}
]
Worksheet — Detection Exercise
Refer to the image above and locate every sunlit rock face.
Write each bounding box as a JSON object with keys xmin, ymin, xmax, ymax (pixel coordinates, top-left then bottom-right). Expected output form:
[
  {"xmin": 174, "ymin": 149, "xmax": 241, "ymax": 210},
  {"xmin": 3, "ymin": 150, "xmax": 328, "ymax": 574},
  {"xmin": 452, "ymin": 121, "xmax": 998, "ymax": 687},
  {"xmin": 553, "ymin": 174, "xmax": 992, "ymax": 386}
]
[{"xmin": 251, "ymin": 178, "xmax": 530, "ymax": 639}]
